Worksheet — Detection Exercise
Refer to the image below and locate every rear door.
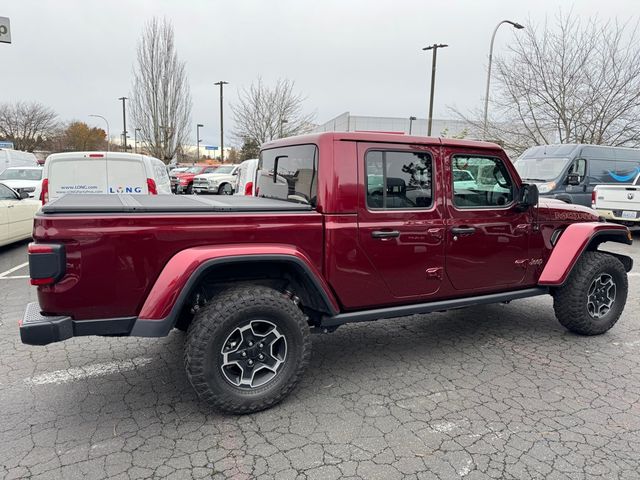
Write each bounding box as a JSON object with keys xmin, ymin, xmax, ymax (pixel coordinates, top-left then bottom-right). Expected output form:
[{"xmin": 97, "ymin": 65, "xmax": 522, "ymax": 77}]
[
  {"xmin": 356, "ymin": 143, "xmax": 446, "ymax": 300},
  {"xmin": 444, "ymin": 148, "xmax": 532, "ymax": 292}
]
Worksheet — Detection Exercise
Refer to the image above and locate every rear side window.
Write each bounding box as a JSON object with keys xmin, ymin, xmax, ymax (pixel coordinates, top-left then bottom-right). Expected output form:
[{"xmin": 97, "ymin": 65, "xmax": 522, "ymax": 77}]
[
  {"xmin": 366, "ymin": 150, "xmax": 433, "ymax": 209},
  {"xmin": 257, "ymin": 145, "xmax": 317, "ymax": 205}
]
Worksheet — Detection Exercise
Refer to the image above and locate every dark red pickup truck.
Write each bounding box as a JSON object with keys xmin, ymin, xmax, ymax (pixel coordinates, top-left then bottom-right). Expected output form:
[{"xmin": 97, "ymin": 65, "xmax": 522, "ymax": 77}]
[{"xmin": 21, "ymin": 132, "xmax": 633, "ymax": 414}]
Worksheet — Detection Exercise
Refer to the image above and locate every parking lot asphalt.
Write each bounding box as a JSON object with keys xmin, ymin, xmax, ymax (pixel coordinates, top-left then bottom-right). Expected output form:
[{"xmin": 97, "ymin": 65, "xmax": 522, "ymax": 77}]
[{"xmin": 1, "ymin": 235, "xmax": 639, "ymax": 480}]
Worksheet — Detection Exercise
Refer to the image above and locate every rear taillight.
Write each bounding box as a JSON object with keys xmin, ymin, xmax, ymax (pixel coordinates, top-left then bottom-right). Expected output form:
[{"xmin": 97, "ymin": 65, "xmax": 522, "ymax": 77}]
[
  {"xmin": 244, "ymin": 181, "xmax": 253, "ymax": 196},
  {"xmin": 147, "ymin": 178, "xmax": 157, "ymax": 195},
  {"xmin": 28, "ymin": 243, "xmax": 66, "ymax": 286},
  {"xmin": 40, "ymin": 178, "xmax": 49, "ymax": 204},
  {"xmin": 591, "ymin": 190, "xmax": 597, "ymax": 208}
]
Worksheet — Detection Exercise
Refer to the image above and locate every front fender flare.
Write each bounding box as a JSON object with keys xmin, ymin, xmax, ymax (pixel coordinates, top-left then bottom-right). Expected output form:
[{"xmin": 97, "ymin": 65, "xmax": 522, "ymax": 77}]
[
  {"xmin": 130, "ymin": 245, "xmax": 339, "ymax": 337},
  {"xmin": 538, "ymin": 222, "xmax": 632, "ymax": 286}
]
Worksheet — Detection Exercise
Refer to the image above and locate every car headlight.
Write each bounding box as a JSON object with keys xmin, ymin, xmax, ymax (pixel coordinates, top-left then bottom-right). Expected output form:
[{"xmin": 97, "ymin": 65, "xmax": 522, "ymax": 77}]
[
  {"xmin": 537, "ymin": 182, "xmax": 556, "ymax": 194},
  {"xmin": 208, "ymin": 179, "xmax": 218, "ymax": 187}
]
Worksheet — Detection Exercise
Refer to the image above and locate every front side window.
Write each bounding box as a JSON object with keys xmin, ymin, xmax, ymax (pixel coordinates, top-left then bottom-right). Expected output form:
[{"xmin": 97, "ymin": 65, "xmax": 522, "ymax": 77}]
[
  {"xmin": 366, "ymin": 151, "xmax": 433, "ymax": 209},
  {"xmin": 452, "ymin": 156, "xmax": 514, "ymax": 208},
  {"xmin": 257, "ymin": 144, "xmax": 317, "ymax": 205}
]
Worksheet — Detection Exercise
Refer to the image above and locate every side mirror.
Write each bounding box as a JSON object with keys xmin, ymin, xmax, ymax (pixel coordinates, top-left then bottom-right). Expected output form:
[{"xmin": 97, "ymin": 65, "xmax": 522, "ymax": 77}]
[
  {"xmin": 567, "ymin": 172, "xmax": 581, "ymax": 186},
  {"xmin": 19, "ymin": 190, "xmax": 29, "ymax": 200},
  {"xmin": 516, "ymin": 183, "xmax": 539, "ymax": 211}
]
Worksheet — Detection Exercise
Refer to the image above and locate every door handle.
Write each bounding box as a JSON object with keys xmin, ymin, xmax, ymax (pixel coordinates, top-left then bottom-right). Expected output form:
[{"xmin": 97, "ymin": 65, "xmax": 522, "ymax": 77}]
[
  {"xmin": 371, "ymin": 230, "xmax": 400, "ymax": 239},
  {"xmin": 451, "ymin": 227, "xmax": 476, "ymax": 236}
]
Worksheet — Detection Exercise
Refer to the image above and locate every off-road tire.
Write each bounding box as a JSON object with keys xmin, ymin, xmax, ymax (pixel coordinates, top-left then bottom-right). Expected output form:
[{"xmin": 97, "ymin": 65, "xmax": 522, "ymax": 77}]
[
  {"xmin": 553, "ymin": 251, "xmax": 627, "ymax": 335},
  {"xmin": 185, "ymin": 183, "xmax": 193, "ymax": 195},
  {"xmin": 218, "ymin": 183, "xmax": 233, "ymax": 195},
  {"xmin": 184, "ymin": 286, "xmax": 311, "ymax": 414}
]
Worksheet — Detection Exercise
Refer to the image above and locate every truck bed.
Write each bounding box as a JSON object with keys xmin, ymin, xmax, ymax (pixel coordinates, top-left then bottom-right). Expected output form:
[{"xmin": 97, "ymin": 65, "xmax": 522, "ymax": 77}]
[{"xmin": 40, "ymin": 194, "xmax": 313, "ymax": 214}]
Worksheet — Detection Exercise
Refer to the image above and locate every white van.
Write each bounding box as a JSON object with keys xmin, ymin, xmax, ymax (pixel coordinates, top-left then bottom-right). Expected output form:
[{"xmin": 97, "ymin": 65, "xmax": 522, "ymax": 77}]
[
  {"xmin": 234, "ymin": 159, "xmax": 258, "ymax": 196},
  {"xmin": 38, "ymin": 152, "xmax": 172, "ymax": 204},
  {"xmin": 0, "ymin": 148, "xmax": 38, "ymax": 173}
]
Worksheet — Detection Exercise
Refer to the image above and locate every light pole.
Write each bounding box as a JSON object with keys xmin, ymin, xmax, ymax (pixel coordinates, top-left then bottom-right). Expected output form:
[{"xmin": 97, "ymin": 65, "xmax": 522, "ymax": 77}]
[
  {"xmin": 214, "ymin": 81, "xmax": 229, "ymax": 162},
  {"xmin": 409, "ymin": 116, "xmax": 417, "ymax": 135},
  {"xmin": 89, "ymin": 114, "xmax": 110, "ymax": 151},
  {"xmin": 422, "ymin": 44, "xmax": 448, "ymax": 136},
  {"xmin": 483, "ymin": 20, "xmax": 524, "ymax": 138},
  {"xmin": 196, "ymin": 123, "xmax": 204, "ymax": 165},
  {"xmin": 118, "ymin": 96, "xmax": 128, "ymax": 151}
]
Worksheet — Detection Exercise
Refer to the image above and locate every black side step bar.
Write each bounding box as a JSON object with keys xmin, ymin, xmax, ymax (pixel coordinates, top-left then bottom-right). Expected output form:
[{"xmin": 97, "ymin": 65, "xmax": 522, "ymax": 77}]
[{"xmin": 320, "ymin": 287, "xmax": 549, "ymax": 328}]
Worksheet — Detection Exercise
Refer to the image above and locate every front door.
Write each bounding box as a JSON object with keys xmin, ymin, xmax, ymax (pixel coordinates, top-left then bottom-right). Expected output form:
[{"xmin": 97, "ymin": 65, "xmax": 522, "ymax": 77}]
[
  {"xmin": 357, "ymin": 143, "xmax": 446, "ymax": 300},
  {"xmin": 445, "ymin": 150, "xmax": 532, "ymax": 292}
]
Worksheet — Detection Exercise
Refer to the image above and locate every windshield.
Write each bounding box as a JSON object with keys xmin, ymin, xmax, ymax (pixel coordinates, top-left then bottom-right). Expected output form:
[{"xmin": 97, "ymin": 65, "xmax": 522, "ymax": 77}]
[
  {"xmin": 185, "ymin": 166, "xmax": 205, "ymax": 174},
  {"xmin": 214, "ymin": 166, "xmax": 234, "ymax": 174},
  {"xmin": 514, "ymin": 157, "xmax": 571, "ymax": 182},
  {"xmin": 0, "ymin": 168, "xmax": 42, "ymax": 180}
]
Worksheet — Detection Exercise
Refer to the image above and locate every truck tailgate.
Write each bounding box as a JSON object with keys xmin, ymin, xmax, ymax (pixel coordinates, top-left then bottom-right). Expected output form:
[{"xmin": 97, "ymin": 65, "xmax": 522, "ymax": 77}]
[{"xmin": 595, "ymin": 185, "xmax": 640, "ymax": 211}]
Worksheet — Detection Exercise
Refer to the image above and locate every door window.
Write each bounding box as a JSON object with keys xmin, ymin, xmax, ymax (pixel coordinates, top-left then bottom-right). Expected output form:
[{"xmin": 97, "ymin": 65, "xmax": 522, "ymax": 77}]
[
  {"xmin": 451, "ymin": 156, "xmax": 514, "ymax": 208},
  {"xmin": 0, "ymin": 184, "xmax": 17, "ymax": 199},
  {"xmin": 568, "ymin": 159, "xmax": 586, "ymax": 183},
  {"xmin": 366, "ymin": 151, "xmax": 433, "ymax": 209}
]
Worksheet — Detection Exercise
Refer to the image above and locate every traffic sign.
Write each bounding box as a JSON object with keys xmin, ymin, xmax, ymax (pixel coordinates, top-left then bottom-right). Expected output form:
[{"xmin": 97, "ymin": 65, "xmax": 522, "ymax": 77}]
[
  {"xmin": 0, "ymin": 141, "xmax": 14, "ymax": 149},
  {"xmin": 205, "ymin": 145, "xmax": 218, "ymax": 151},
  {"xmin": 0, "ymin": 17, "xmax": 11, "ymax": 44}
]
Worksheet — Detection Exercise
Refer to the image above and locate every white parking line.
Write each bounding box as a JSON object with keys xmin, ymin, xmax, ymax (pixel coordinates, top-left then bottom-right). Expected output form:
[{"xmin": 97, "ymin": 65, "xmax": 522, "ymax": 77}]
[
  {"xmin": 0, "ymin": 275, "xmax": 29, "ymax": 280},
  {"xmin": 0, "ymin": 262, "xmax": 29, "ymax": 278},
  {"xmin": 24, "ymin": 357, "xmax": 153, "ymax": 386}
]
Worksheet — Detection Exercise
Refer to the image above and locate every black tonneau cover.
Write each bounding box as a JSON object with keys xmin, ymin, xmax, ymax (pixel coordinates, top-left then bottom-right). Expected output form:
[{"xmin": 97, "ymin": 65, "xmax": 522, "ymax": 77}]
[{"xmin": 40, "ymin": 194, "xmax": 314, "ymax": 214}]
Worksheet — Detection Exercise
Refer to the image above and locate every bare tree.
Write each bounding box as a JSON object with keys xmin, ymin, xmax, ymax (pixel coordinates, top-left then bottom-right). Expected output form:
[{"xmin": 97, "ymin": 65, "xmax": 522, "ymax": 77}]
[
  {"xmin": 232, "ymin": 78, "xmax": 315, "ymax": 146},
  {"xmin": 130, "ymin": 18, "xmax": 192, "ymax": 162},
  {"xmin": 455, "ymin": 12, "xmax": 640, "ymax": 155},
  {"xmin": 0, "ymin": 101, "xmax": 58, "ymax": 151}
]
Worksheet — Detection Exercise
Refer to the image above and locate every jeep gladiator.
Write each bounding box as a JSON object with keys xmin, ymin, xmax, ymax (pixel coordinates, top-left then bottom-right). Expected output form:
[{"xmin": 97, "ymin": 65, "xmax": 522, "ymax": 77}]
[{"xmin": 21, "ymin": 132, "xmax": 634, "ymax": 414}]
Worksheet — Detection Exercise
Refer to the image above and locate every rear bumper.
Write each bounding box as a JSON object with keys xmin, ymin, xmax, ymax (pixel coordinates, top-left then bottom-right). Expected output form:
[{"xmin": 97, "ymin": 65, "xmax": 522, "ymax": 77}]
[
  {"xmin": 597, "ymin": 209, "xmax": 640, "ymax": 223},
  {"xmin": 20, "ymin": 302, "xmax": 136, "ymax": 346}
]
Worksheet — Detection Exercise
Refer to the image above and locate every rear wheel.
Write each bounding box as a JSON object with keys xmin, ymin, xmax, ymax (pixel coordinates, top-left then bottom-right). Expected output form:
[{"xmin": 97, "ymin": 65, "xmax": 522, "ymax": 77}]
[
  {"xmin": 553, "ymin": 251, "xmax": 627, "ymax": 335},
  {"xmin": 184, "ymin": 286, "xmax": 311, "ymax": 414}
]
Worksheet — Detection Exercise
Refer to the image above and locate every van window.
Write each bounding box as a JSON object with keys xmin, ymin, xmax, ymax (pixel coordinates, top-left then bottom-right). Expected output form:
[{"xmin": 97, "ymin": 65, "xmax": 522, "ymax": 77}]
[{"xmin": 257, "ymin": 145, "xmax": 317, "ymax": 205}]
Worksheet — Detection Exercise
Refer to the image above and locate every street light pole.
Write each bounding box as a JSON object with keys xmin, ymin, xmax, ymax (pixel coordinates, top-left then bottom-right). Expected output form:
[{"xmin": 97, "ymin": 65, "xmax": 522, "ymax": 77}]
[
  {"xmin": 422, "ymin": 44, "xmax": 448, "ymax": 136},
  {"xmin": 483, "ymin": 20, "xmax": 524, "ymax": 138},
  {"xmin": 88, "ymin": 114, "xmax": 110, "ymax": 152},
  {"xmin": 196, "ymin": 123, "xmax": 204, "ymax": 165},
  {"xmin": 214, "ymin": 81, "xmax": 229, "ymax": 162},
  {"xmin": 118, "ymin": 96, "xmax": 128, "ymax": 151},
  {"xmin": 409, "ymin": 116, "xmax": 417, "ymax": 135}
]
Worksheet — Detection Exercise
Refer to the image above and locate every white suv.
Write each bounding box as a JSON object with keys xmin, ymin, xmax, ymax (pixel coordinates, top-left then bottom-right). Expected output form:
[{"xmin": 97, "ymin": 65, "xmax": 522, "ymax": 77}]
[{"xmin": 193, "ymin": 164, "xmax": 240, "ymax": 195}]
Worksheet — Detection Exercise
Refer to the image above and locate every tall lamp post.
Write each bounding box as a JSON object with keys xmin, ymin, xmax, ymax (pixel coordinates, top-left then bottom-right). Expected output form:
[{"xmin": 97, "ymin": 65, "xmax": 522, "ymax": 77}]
[
  {"xmin": 483, "ymin": 20, "xmax": 524, "ymax": 138},
  {"xmin": 214, "ymin": 81, "xmax": 229, "ymax": 162},
  {"xmin": 422, "ymin": 43, "xmax": 448, "ymax": 136},
  {"xmin": 118, "ymin": 96, "xmax": 128, "ymax": 151},
  {"xmin": 89, "ymin": 114, "xmax": 110, "ymax": 151},
  {"xmin": 196, "ymin": 123, "xmax": 204, "ymax": 165},
  {"xmin": 409, "ymin": 116, "xmax": 417, "ymax": 135}
]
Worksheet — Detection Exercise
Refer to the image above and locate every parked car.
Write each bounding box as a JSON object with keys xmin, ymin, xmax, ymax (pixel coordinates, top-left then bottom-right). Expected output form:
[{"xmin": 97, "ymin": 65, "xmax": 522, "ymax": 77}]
[
  {"xmin": 0, "ymin": 148, "xmax": 38, "ymax": 173},
  {"xmin": 193, "ymin": 164, "xmax": 240, "ymax": 195},
  {"xmin": 0, "ymin": 183, "xmax": 41, "ymax": 248},
  {"xmin": 234, "ymin": 159, "xmax": 258, "ymax": 196},
  {"xmin": 171, "ymin": 165, "xmax": 218, "ymax": 194},
  {"xmin": 37, "ymin": 152, "xmax": 171, "ymax": 204},
  {"xmin": 0, "ymin": 166, "xmax": 42, "ymax": 197},
  {"xmin": 514, "ymin": 144, "xmax": 640, "ymax": 206},
  {"xmin": 594, "ymin": 173, "xmax": 640, "ymax": 226},
  {"xmin": 20, "ymin": 132, "xmax": 633, "ymax": 415}
]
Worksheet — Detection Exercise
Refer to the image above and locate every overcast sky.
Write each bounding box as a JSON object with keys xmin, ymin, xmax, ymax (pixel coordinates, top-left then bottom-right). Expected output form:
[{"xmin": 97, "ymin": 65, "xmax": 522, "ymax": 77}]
[{"xmin": 2, "ymin": 0, "xmax": 638, "ymax": 147}]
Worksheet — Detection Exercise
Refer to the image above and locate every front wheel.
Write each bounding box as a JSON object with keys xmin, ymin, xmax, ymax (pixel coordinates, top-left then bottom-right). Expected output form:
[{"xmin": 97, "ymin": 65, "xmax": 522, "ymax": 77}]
[
  {"xmin": 185, "ymin": 183, "xmax": 193, "ymax": 195},
  {"xmin": 184, "ymin": 286, "xmax": 311, "ymax": 414},
  {"xmin": 218, "ymin": 183, "xmax": 233, "ymax": 195},
  {"xmin": 553, "ymin": 251, "xmax": 628, "ymax": 335}
]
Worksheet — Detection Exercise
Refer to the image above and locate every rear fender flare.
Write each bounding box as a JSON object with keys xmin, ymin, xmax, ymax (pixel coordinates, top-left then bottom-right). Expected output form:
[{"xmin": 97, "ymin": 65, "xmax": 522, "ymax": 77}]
[
  {"xmin": 131, "ymin": 245, "xmax": 339, "ymax": 336},
  {"xmin": 538, "ymin": 222, "xmax": 632, "ymax": 286}
]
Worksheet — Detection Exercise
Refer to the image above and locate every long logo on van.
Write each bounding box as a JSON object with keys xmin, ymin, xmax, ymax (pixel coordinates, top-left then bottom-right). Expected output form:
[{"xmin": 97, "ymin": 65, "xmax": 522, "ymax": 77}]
[
  {"xmin": 109, "ymin": 186, "xmax": 143, "ymax": 193},
  {"xmin": 608, "ymin": 167, "xmax": 640, "ymax": 182}
]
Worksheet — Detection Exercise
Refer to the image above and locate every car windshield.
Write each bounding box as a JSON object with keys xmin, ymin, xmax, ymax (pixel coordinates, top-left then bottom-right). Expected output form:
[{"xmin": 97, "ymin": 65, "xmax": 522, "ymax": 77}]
[
  {"xmin": 185, "ymin": 166, "xmax": 204, "ymax": 173},
  {"xmin": 513, "ymin": 157, "xmax": 571, "ymax": 182},
  {"xmin": 214, "ymin": 166, "xmax": 234, "ymax": 174},
  {"xmin": 0, "ymin": 168, "xmax": 42, "ymax": 180}
]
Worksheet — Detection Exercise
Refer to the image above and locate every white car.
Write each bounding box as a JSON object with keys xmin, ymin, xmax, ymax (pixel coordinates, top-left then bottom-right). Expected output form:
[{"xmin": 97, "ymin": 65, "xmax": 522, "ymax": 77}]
[
  {"xmin": 193, "ymin": 164, "xmax": 240, "ymax": 195},
  {"xmin": 0, "ymin": 148, "xmax": 38, "ymax": 172},
  {"xmin": 0, "ymin": 183, "xmax": 41, "ymax": 248},
  {"xmin": 0, "ymin": 166, "xmax": 43, "ymax": 198},
  {"xmin": 37, "ymin": 152, "xmax": 172, "ymax": 204},
  {"xmin": 234, "ymin": 159, "xmax": 258, "ymax": 196},
  {"xmin": 594, "ymin": 173, "xmax": 640, "ymax": 226}
]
